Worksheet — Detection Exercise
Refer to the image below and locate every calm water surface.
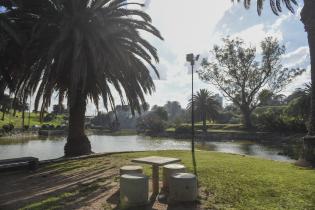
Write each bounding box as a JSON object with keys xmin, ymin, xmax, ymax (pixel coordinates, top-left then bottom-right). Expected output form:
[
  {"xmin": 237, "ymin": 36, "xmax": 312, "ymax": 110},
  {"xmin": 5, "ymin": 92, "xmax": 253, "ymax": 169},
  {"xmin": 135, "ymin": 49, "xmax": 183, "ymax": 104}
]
[{"xmin": 0, "ymin": 135, "xmax": 296, "ymax": 161}]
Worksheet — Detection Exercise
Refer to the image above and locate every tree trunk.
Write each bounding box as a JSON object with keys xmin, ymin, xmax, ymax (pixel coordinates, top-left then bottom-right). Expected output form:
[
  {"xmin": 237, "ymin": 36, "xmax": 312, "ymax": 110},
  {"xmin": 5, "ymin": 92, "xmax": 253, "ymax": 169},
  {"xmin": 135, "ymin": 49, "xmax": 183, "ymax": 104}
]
[
  {"xmin": 240, "ymin": 105, "xmax": 252, "ymax": 129},
  {"xmin": 22, "ymin": 108, "xmax": 25, "ymax": 129},
  {"xmin": 202, "ymin": 116, "xmax": 207, "ymax": 133},
  {"xmin": 64, "ymin": 92, "xmax": 91, "ymax": 157},
  {"xmin": 308, "ymin": 32, "xmax": 315, "ymax": 135},
  {"xmin": 1, "ymin": 111, "xmax": 4, "ymax": 121},
  {"xmin": 301, "ymin": 0, "xmax": 315, "ymax": 165}
]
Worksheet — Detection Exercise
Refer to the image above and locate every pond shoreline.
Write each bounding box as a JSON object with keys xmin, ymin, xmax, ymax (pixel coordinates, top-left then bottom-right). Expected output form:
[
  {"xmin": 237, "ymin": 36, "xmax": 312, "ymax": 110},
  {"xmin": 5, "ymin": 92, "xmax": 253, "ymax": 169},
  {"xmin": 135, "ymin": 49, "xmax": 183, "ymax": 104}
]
[
  {"xmin": 1, "ymin": 128, "xmax": 305, "ymax": 145},
  {"xmin": 147, "ymin": 130, "xmax": 305, "ymax": 145},
  {"xmin": 0, "ymin": 128, "xmax": 138, "ymax": 140}
]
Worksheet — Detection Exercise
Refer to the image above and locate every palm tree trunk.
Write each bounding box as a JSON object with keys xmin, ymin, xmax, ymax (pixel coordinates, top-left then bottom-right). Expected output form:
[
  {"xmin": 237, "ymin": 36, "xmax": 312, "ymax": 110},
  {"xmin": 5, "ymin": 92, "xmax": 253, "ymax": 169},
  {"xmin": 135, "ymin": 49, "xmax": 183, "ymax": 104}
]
[
  {"xmin": 202, "ymin": 116, "xmax": 207, "ymax": 133},
  {"xmin": 64, "ymin": 92, "xmax": 91, "ymax": 157},
  {"xmin": 301, "ymin": 0, "xmax": 315, "ymax": 165}
]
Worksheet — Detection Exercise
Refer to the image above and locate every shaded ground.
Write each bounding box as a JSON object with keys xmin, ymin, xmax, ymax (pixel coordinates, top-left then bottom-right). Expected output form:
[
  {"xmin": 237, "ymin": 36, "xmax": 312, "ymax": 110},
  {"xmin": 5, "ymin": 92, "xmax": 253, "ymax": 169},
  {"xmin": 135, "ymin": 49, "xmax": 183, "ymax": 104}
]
[
  {"xmin": 0, "ymin": 153, "xmax": 200, "ymax": 210},
  {"xmin": 1, "ymin": 150, "xmax": 315, "ymax": 209}
]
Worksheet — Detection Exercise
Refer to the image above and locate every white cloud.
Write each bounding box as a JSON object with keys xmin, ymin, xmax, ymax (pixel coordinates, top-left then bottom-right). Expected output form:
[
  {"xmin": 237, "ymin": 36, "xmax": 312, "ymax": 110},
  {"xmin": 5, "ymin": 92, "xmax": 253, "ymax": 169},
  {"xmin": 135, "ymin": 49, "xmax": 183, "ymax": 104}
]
[{"xmin": 83, "ymin": 0, "xmax": 309, "ymax": 115}]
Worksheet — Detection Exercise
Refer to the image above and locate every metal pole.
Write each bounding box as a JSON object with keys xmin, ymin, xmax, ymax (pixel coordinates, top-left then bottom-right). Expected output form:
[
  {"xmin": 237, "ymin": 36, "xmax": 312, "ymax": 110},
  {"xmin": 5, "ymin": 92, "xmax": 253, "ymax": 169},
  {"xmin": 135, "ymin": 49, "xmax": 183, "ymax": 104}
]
[
  {"xmin": 28, "ymin": 93, "xmax": 31, "ymax": 127},
  {"xmin": 191, "ymin": 61, "xmax": 197, "ymax": 176}
]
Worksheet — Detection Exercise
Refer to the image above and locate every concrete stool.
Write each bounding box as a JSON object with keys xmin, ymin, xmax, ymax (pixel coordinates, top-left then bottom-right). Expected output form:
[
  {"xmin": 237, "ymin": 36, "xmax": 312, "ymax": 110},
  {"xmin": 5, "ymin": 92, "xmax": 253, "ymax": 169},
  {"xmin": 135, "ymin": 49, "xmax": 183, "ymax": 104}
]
[
  {"xmin": 120, "ymin": 165, "xmax": 143, "ymax": 175},
  {"xmin": 120, "ymin": 173, "xmax": 149, "ymax": 208},
  {"xmin": 162, "ymin": 164, "xmax": 186, "ymax": 191},
  {"xmin": 168, "ymin": 173, "xmax": 197, "ymax": 203}
]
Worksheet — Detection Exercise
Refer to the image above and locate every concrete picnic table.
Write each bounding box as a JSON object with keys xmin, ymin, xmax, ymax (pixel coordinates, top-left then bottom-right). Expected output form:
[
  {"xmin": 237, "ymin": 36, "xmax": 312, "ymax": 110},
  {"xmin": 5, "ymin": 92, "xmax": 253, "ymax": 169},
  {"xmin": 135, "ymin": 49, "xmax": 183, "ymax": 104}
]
[{"xmin": 131, "ymin": 156, "xmax": 181, "ymax": 197}]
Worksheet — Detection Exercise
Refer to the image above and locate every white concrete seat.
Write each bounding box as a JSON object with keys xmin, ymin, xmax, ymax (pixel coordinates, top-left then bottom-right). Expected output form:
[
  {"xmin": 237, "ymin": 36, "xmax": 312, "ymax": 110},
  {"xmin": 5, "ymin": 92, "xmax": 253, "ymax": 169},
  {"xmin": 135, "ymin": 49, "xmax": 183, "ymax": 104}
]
[
  {"xmin": 120, "ymin": 173, "xmax": 149, "ymax": 208},
  {"xmin": 168, "ymin": 173, "xmax": 197, "ymax": 203},
  {"xmin": 120, "ymin": 165, "xmax": 143, "ymax": 175},
  {"xmin": 162, "ymin": 163, "xmax": 186, "ymax": 191}
]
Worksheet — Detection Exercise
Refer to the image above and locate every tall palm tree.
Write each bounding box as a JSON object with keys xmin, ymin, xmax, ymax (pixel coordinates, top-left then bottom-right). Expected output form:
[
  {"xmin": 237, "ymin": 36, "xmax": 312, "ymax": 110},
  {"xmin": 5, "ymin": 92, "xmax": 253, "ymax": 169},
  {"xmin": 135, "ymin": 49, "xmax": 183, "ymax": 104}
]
[
  {"xmin": 8, "ymin": 0, "xmax": 163, "ymax": 156},
  {"xmin": 187, "ymin": 89, "xmax": 221, "ymax": 132}
]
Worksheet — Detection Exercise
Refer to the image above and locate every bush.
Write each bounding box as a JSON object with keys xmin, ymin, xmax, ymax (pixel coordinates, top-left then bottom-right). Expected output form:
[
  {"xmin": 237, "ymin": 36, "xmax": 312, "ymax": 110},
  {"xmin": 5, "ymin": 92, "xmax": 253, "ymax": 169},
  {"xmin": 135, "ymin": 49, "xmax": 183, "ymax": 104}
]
[
  {"xmin": 2, "ymin": 123, "xmax": 14, "ymax": 132},
  {"xmin": 41, "ymin": 124, "xmax": 48, "ymax": 129},
  {"xmin": 43, "ymin": 113, "xmax": 56, "ymax": 122},
  {"xmin": 216, "ymin": 111, "xmax": 235, "ymax": 124},
  {"xmin": 253, "ymin": 107, "xmax": 307, "ymax": 132},
  {"xmin": 137, "ymin": 113, "xmax": 165, "ymax": 135},
  {"xmin": 175, "ymin": 125, "xmax": 191, "ymax": 134}
]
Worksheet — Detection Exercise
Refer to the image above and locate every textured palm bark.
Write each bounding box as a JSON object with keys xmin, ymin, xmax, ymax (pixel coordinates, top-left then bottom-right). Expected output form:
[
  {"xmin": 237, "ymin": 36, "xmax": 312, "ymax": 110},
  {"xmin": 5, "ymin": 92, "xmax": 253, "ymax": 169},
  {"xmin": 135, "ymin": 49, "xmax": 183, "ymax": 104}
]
[
  {"xmin": 64, "ymin": 92, "xmax": 91, "ymax": 157},
  {"xmin": 301, "ymin": 0, "xmax": 315, "ymax": 165}
]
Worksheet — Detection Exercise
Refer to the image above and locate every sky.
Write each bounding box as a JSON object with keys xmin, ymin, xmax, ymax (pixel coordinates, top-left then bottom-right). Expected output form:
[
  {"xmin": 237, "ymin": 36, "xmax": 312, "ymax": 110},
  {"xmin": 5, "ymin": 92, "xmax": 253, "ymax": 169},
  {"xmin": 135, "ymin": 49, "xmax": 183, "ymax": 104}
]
[
  {"xmin": 49, "ymin": 0, "xmax": 310, "ymax": 115},
  {"xmin": 85, "ymin": 0, "xmax": 310, "ymax": 115}
]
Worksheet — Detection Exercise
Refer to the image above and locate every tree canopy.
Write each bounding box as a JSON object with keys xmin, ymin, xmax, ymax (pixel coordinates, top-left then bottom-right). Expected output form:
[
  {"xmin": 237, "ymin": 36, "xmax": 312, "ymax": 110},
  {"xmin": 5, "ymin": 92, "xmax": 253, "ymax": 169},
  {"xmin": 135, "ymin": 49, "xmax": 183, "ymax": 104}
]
[{"xmin": 199, "ymin": 36, "xmax": 304, "ymax": 128}]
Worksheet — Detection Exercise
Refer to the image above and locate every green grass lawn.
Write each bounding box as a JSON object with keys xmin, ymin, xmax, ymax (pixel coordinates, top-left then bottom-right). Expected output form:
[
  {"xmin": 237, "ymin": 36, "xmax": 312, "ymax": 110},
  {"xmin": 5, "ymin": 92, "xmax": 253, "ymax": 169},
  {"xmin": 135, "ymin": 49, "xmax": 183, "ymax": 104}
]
[
  {"xmin": 0, "ymin": 111, "xmax": 66, "ymax": 128},
  {"xmin": 6, "ymin": 150, "xmax": 314, "ymax": 210}
]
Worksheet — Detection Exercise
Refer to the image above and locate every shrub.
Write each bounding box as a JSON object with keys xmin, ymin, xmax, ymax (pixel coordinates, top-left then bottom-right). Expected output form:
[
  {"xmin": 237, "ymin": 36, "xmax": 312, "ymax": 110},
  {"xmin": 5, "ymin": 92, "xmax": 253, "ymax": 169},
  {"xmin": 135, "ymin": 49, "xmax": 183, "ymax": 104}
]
[
  {"xmin": 253, "ymin": 107, "xmax": 307, "ymax": 132},
  {"xmin": 43, "ymin": 113, "xmax": 56, "ymax": 122},
  {"xmin": 41, "ymin": 124, "xmax": 48, "ymax": 129},
  {"xmin": 2, "ymin": 123, "xmax": 14, "ymax": 132},
  {"xmin": 175, "ymin": 125, "xmax": 191, "ymax": 134},
  {"xmin": 137, "ymin": 113, "xmax": 165, "ymax": 135}
]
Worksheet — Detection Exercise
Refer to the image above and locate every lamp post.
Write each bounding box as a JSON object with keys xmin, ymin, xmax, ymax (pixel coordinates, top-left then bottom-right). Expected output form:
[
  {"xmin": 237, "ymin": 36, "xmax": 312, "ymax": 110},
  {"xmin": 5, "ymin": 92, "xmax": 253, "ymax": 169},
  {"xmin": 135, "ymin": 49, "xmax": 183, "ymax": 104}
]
[{"xmin": 186, "ymin": 53, "xmax": 199, "ymax": 175}]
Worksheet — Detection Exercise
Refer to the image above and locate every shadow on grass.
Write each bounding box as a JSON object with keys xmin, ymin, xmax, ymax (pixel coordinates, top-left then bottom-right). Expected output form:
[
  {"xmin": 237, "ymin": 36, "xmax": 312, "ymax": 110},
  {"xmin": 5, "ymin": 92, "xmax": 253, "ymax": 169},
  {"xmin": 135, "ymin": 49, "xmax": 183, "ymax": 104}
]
[{"xmin": 0, "ymin": 157, "xmax": 120, "ymax": 210}]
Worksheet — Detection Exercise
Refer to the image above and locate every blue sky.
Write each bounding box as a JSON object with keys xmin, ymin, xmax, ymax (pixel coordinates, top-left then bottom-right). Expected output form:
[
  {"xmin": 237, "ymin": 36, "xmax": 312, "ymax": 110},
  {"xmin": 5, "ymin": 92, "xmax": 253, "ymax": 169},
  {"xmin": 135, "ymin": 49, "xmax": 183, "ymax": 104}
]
[{"xmin": 85, "ymin": 0, "xmax": 310, "ymax": 115}]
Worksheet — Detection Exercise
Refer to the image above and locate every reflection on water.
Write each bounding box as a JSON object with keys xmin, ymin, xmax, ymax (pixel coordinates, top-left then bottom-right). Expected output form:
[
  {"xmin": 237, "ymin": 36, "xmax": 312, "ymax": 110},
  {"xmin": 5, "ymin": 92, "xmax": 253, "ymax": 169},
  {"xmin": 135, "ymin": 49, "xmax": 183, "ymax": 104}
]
[
  {"xmin": 197, "ymin": 141, "xmax": 294, "ymax": 162},
  {"xmin": 0, "ymin": 135, "xmax": 190, "ymax": 160},
  {"xmin": 0, "ymin": 135, "xmax": 300, "ymax": 161}
]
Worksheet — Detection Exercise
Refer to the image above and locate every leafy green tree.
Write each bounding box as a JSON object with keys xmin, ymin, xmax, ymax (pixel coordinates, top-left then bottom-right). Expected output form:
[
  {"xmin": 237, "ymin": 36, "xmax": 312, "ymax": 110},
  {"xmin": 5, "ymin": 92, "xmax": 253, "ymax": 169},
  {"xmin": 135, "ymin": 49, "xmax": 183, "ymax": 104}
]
[
  {"xmin": 199, "ymin": 37, "xmax": 304, "ymax": 129},
  {"xmin": 233, "ymin": 0, "xmax": 315, "ymax": 164},
  {"xmin": 152, "ymin": 106, "xmax": 168, "ymax": 121},
  {"xmin": 258, "ymin": 89, "xmax": 285, "ymax": 106},
  {"xmin": 187, "ymin": 89, "xmax": 221, "ymax": 132},
  {"xmin": 136, "ymin": 113, "xmax": 165, "ymax": 135},
  {"xmin": 9, "ymin": 0, "xmax": 163, "ymax": 156},
  {"xmin": 164, "ymin": 101, "xmax": 183, "ymax": 121}
]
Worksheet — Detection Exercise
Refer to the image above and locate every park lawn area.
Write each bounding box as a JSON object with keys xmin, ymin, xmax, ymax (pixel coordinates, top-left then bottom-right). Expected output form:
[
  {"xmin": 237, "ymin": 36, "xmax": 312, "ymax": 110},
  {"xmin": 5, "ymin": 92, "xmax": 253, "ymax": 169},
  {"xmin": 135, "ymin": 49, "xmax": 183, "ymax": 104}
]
[
  {"xmin": 0, "ymin": 150, "xmax": 314, "ymax": 209},
  {"xmin": 0, "ymin": 111, "xmax": 66, "ymax": 128}
]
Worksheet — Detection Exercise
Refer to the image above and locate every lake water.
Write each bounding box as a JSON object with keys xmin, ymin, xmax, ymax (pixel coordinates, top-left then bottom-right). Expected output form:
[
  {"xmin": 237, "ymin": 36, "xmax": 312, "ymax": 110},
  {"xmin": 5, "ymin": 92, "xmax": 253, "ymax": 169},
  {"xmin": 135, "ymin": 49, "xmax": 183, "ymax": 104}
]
[{"xmin": 0, "ymin": 135, "xmax": 297, "ymax": 161}]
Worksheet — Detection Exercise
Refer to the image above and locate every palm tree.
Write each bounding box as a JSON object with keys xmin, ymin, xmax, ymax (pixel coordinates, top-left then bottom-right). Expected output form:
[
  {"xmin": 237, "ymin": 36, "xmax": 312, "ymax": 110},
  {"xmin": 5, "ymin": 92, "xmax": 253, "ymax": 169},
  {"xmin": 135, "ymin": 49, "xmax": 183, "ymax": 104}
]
[
  {"xmin": 233, "ymin": 0, "xmax": 315, "ymax": 164},
  {"xmin": 7, "ymin": 0, "xmax": 163, "ymax": 156},
  {"xmin": 187, "ymin": 89, "xmax": 221, "ymax": 132}
]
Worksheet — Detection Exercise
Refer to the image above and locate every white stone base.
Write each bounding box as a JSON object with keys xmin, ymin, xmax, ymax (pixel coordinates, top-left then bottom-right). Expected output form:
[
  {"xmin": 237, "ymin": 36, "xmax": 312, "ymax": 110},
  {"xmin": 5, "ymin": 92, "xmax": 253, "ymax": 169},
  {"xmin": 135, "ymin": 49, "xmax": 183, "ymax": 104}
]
[
  {"xmin": 120, "ymin": 173, "xmax": 149, "ymax": 208},
  {"xmin": 120, "ymin": 165, "xmax": 143, "ymax": 175},
  {"xmin": 162, "ymin": 163, "xmax": 186, "ymax": 191},
  {"xmin": 168, "ymin": 173, "xmax": 197, "ymax": 203}
]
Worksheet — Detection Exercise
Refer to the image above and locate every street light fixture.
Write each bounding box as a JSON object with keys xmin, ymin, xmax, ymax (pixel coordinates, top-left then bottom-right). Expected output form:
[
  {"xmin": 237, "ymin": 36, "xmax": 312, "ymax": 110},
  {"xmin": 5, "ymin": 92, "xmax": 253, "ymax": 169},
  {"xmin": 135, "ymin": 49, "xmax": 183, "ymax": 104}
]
[{"xmin": 186, "ymin": 53, "xmax": 199, "ymax": 176}]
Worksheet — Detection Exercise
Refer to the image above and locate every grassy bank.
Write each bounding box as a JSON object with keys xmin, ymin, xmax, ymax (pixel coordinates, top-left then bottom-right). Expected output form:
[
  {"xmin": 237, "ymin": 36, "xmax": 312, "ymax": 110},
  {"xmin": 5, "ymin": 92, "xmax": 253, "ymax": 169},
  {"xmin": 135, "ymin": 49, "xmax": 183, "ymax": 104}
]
[
  {"xmin": 1, "ymin": 150, "xmax": 314, "ymax": 209},
  {"xmin": 0, "ymin": 112, "xmax": 65, "ymax": 128}
]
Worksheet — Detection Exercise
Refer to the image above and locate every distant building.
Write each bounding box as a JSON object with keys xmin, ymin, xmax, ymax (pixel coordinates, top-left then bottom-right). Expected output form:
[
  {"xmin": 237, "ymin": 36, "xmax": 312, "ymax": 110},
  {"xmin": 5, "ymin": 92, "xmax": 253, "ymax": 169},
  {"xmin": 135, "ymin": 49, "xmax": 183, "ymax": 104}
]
[{"xmin": 214, "ymin": 94, "xmax": 223, "ymax": 107}]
